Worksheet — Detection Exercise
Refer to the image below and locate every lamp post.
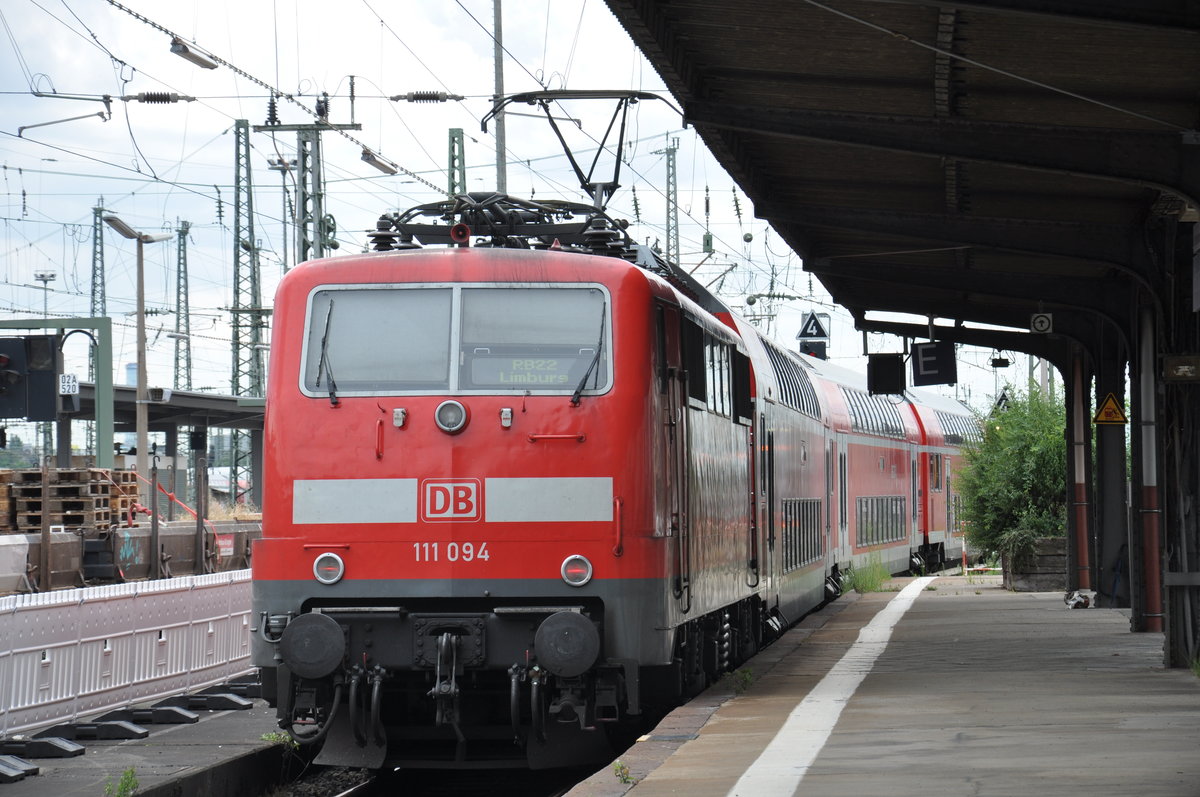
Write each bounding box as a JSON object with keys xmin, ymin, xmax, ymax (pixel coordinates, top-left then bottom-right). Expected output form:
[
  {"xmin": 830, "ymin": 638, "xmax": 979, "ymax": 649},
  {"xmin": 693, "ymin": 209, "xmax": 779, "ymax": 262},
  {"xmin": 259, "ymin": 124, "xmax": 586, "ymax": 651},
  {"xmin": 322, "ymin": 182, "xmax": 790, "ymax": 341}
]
[
  {"xmin": 103, "ymin": 215, "xmax": 171, "ymax": 509},
  {"xmin": 33, "ymin": 270, "xmax": 56, "ymax": 458},
  {"xmin": 33, "ymin": 270, "xmax": 56, "ymax": 317}
]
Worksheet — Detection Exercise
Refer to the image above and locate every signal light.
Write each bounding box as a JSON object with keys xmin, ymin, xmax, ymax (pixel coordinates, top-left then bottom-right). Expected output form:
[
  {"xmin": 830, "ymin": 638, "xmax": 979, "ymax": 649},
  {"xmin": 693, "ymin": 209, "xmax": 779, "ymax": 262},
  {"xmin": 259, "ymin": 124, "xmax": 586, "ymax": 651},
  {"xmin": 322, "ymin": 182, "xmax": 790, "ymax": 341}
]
[{"xmin": 0, "ymin": 338, "xmax": 27, "ymax": 418}]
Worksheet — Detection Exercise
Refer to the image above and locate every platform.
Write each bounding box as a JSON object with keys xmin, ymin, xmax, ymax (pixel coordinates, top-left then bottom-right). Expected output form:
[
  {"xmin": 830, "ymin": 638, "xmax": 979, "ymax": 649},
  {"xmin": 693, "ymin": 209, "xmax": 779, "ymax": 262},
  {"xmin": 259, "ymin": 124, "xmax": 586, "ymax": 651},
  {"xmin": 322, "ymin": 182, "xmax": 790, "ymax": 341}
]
[
  {"xmin": 0, "ymin": 702, "xmax": 285, "ymax": 797},
  {"xmin": 569, "ymin": 575, "xmax": 1200, "ymax": 797}
]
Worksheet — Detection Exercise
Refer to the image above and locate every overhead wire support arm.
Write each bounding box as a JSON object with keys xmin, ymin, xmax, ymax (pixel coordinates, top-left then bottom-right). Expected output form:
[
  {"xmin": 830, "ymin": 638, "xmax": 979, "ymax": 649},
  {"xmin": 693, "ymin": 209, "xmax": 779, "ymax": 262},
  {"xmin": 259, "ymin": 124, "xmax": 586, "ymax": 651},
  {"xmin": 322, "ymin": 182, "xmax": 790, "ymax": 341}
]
[
  {"xmin": 19, "ymin": 91, "xmax": 114, "ymax": 136},
  {"xmin": 18, "ymin": 112, "xmax": 108, "ymax": 137},
  {"xmin": 481, "ymin": 90, "xmax": 684, "ymax": 209}
]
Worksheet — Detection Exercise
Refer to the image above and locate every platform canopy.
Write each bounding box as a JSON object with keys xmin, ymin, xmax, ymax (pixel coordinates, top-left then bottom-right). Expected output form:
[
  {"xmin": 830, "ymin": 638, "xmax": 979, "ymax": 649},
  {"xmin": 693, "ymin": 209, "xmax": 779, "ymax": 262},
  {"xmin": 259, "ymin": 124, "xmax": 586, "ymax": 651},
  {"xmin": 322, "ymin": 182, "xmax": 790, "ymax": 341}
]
[{"xmin": 603, "ymin": 0, "xmax": 1200, "ymax": 366}]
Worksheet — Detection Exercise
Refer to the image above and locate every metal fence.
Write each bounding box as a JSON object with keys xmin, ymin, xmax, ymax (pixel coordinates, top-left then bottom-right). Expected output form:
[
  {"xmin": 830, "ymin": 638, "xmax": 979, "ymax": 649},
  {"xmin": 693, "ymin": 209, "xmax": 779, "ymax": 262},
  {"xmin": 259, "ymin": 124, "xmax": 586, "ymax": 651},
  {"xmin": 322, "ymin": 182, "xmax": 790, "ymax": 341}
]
[{"xmin": 0, "ymin": 569, "xmax": 252, "ymax": 737}]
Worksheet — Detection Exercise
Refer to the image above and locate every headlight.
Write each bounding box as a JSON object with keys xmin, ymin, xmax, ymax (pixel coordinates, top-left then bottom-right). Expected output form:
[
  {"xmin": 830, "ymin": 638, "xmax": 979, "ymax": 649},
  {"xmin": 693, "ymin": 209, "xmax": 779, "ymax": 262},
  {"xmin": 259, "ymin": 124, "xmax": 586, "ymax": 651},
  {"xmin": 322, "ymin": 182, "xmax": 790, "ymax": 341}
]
[
  {"xmin": 435, "ymin": 399, "xmax": 469, "ymax": 434},
  {"xmin": 560, "ymin": 554, "xmax": 593, "ymax": 587},
  {"xmin": 313, "ymin": 552, "xmax": 345, "ymax": 585}
]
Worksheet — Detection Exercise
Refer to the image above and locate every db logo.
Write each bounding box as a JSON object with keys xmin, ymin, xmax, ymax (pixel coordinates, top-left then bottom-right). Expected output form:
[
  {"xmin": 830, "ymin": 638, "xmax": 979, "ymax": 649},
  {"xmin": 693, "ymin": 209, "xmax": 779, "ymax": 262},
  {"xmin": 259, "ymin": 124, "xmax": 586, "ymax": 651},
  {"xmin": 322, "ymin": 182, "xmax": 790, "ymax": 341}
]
[{"xmin": 421, "ymin": 479, "xmax": 482, "ymax": 522}]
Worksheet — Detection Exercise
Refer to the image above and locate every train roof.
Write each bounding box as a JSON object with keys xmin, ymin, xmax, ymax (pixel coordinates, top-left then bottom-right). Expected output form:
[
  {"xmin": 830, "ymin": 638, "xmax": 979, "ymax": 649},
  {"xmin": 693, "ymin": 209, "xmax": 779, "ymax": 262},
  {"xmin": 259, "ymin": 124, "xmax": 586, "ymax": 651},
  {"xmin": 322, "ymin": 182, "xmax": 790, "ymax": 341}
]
[
  {"xmin": 793, "ymin": 346, "xmax": 976, "ymax": 418},
  {"xmin": 366, "ymin": 192, "xmax": 975, "ymax": 423}
]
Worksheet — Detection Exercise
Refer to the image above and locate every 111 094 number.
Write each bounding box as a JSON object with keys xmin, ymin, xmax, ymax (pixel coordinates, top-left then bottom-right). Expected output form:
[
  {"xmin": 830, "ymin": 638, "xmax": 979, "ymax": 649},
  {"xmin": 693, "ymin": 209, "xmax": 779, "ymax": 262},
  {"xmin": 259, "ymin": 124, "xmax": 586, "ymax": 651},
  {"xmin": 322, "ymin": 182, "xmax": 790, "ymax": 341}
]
[{"xmin": 412, "ymin": 542, "xmax": 491, "ymax": 562}]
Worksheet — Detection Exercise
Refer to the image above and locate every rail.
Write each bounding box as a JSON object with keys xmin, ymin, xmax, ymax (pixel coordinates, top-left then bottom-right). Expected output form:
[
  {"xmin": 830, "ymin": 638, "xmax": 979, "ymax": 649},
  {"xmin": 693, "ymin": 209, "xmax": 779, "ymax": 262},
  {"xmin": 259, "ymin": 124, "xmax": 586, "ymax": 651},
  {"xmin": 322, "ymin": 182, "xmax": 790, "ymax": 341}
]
[{"xmin": 0, "ymin": 569, "xmax": 253, "ymax": 738}]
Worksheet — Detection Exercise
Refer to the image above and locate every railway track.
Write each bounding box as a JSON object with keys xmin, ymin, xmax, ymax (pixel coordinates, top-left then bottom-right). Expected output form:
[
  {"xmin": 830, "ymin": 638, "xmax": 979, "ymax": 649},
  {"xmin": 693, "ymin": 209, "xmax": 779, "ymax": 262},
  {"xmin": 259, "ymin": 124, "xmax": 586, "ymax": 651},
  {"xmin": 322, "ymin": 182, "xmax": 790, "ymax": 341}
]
[{"xmin": 276, "ymin": 765, "xmax": 594, "ymax": 797}]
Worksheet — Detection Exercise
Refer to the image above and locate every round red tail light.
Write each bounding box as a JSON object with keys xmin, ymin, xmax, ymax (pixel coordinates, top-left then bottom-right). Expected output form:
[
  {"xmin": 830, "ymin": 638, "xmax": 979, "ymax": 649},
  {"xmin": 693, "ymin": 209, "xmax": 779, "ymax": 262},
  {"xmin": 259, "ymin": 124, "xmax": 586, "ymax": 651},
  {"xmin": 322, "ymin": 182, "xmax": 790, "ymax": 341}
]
[
  {"xmin": 313, "ymin": 552, "xmax": 345, "ymax": 585},
  {"xmin": 560, "ymin": 555, "xmax": 593, "ymax": 587}
]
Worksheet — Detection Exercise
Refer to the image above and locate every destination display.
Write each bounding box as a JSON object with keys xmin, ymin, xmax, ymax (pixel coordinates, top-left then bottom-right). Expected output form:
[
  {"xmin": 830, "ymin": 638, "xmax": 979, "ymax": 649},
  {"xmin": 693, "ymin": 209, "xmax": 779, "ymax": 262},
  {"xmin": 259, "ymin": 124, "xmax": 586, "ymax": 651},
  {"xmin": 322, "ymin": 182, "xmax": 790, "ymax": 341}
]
[{"xmin": 469, "ymin": 355, "xmax": 588, "ymax": 387}]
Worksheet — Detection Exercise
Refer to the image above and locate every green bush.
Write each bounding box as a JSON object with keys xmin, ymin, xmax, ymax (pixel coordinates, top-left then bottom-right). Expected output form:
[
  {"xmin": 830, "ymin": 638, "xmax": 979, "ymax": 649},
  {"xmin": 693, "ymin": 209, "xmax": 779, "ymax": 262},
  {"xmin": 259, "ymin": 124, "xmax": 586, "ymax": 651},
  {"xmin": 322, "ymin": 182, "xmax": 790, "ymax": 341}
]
[
  {"xmin": 845, "ymin": 556, "xmax": 890, "ymax": 594},
  {"xmin": 959, "ymin": 389, "xmax": 1067, "ymax": 564}
]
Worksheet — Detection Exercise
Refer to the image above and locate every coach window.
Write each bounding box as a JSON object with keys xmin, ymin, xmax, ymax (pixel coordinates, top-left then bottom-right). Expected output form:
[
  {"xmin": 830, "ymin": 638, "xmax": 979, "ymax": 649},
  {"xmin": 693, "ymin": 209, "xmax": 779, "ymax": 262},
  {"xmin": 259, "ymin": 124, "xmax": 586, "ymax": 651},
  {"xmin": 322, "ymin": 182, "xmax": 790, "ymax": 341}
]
[{"xmin": 930, "ymin": 453, "xmax": 943, "ymax": 491}]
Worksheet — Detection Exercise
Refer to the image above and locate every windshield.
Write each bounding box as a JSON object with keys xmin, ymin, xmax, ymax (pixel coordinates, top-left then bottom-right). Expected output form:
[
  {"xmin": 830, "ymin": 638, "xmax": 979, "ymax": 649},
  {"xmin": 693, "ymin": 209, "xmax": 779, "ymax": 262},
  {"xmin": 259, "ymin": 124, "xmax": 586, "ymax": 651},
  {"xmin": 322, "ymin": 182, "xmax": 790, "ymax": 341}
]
[{"xmin": 301, "ymin": 284, "xmax": 610, "ymax": 396}]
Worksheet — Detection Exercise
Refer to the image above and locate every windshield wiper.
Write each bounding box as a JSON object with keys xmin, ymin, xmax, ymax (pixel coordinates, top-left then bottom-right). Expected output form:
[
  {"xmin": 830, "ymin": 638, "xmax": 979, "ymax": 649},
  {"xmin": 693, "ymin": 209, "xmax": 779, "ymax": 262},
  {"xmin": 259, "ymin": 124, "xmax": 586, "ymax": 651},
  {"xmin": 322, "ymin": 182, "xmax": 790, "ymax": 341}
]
[
  {"xmin": 571, "ymin": 301, "xmax": 606, "ymax": 406},
  {"xmin": 315, "ymin": 299, "xmax": 340, "ymax": 407}
]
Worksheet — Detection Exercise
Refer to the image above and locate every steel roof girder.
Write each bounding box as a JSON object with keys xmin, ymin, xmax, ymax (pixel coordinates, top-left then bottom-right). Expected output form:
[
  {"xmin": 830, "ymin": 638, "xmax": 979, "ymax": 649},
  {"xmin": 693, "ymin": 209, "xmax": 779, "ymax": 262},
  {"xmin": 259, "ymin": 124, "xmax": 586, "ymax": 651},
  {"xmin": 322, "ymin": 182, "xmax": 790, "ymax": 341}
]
[
  {"xmin": 831, "ymin": 285, "xmax": 1037, "ymax": 332},
  {"xmin": 819, "ymin": 266, "xmax": 1103, "ymax": 329},
  {"xmin": 832, "ymin": 279, "xmax": 1112, "ymax": 353},
  {"xmin": 846, "ymin": 313, "xmax": 1071, "ymax": 371},
  {"xmin": 848, "ymin": 0, "xmax": 1200, "ymax": 32},
  {"xmin": 758, "ymin": 204, "xmax": 1147, "ymax": 272},
  {"xmin": 807, "ymin": 256, "xmax": 1124, "ymax": 318},
  {"xmin": 689, "ymin": 103, "xmax": 1200, "ymax": 210}
]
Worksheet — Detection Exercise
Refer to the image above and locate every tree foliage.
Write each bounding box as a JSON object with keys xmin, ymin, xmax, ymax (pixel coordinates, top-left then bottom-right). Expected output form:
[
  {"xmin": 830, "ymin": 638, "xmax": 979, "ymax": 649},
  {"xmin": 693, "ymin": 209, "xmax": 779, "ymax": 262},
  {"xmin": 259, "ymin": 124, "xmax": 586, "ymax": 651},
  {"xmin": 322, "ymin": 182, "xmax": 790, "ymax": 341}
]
[
  {"xmin": 0, "ymin": 435, "xmax": 37, "ymax": 469},
  {"xmin": 959, "ymin": 389, "xmax": 1067, "ymax": 562}
]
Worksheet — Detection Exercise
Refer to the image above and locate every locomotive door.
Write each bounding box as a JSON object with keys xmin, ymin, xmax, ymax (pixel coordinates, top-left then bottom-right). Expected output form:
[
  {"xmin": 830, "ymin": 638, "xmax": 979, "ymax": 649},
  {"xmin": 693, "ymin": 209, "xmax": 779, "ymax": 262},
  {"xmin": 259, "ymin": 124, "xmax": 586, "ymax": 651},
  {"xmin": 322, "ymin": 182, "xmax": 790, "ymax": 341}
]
[
  {"xmin": 825, "ymin": 439, "xmax": 835, "ymax": 568},
  {"xmin": 945, "ymin": 461, "xmax": 954, "ymax": 538},
  {"xmin": 912, "ymin": 452, "xmax": 922, "ymax": 548},
  {"xmin": 758, "ymin": 416, "xmax": 776, "ymax": 585},
  {"xmin": 837, "ymin": 435, "xmax": 849, "ymax": 557},
  {"xmin": 658, "ymin": 304, "xmax": 690, "ymax": 611}
]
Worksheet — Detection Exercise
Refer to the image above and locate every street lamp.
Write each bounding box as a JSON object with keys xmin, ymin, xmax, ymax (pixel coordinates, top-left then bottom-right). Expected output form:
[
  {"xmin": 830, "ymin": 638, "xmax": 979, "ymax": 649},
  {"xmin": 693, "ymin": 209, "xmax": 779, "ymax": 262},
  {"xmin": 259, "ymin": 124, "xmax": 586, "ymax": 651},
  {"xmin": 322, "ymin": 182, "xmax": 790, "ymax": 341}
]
[
  {"xmin": 361, "ymin": 147, "xmax": 399, "ymax": 175},
  {"xmin": 169, "ymin": 37, "xmax": 219, "ymax": 70},
  {"xmin": 33, "ymin": 270, "xmax": 57, "ymax": 458},
  {"xmin": 103, "ymin": 215, "xmax": 171, "ymax": 509},
  {"xmin": 33, "ymin": 270, "xmax": 56, "ymax": 317}
]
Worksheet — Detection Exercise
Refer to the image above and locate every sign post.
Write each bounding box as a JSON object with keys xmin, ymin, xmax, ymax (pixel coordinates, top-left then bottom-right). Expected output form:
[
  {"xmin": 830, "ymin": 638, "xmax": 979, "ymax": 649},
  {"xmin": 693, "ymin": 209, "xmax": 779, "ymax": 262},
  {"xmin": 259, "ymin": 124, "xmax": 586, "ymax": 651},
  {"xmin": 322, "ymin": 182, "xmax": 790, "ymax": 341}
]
[
  {"xmin": 911, "ymin": 340, "xmax": 958, "ymax": 387},
  {"xmin": 1093, "ymin": 393, "xmax": 1128, "ymax": 425}
]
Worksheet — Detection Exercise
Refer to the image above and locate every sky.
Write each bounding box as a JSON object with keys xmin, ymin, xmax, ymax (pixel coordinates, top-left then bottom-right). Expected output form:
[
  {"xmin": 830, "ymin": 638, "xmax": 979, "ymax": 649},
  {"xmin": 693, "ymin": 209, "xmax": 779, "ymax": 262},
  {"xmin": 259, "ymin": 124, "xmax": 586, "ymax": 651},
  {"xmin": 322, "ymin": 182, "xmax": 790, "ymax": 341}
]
[{"xmin": 0, "ymin": 0, "xmax": 1024, "ymax": 452}]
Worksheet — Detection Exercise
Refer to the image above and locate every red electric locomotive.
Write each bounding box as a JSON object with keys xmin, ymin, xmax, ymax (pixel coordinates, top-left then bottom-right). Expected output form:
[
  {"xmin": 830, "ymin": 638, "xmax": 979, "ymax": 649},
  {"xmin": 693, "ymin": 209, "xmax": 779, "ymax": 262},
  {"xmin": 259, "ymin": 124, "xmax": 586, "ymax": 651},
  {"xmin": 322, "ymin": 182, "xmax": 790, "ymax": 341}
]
[{"xmin": 251, "ymin": 194, "xmax": 975, "ymax": 769}]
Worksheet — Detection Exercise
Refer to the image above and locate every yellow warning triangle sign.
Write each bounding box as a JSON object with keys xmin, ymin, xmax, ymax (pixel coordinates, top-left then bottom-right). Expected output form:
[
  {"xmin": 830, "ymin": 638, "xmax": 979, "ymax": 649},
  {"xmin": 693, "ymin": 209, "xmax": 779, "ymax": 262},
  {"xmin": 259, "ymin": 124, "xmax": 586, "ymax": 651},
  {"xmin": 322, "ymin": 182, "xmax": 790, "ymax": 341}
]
[{"xmin": 1093, "ymin": 393, "xmax": 1127, "ymax": 425}]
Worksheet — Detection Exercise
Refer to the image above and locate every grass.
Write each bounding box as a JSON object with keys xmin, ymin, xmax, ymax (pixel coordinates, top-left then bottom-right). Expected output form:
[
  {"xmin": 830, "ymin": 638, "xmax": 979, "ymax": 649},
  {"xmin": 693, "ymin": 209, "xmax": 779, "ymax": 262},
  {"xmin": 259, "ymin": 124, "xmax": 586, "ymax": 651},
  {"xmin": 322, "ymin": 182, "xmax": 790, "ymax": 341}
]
[
  {"xmin": 613, "ymin": 759, "xmax": 637, "ymax": 785},
  {"xmin": 1191, "ymin": 658, "xmax": 1200, "ymax": 680},
  {"xmin": 260, "ymin": 731, "xmax": 299, "ymax": 750},
  {"xmin": 844, "ymin": 557, "xmax": 890, "ymax": 594},
  {"xmin": 725, "ymin": 667, "xmax": 754, "ymax": 695},
  {"xmin": 207, "ymin": 500, "xmax": 261, "ymax": 520},
  {"xmin": 104, "ymin": 767, "xmax": 139, "ymax": 797}
]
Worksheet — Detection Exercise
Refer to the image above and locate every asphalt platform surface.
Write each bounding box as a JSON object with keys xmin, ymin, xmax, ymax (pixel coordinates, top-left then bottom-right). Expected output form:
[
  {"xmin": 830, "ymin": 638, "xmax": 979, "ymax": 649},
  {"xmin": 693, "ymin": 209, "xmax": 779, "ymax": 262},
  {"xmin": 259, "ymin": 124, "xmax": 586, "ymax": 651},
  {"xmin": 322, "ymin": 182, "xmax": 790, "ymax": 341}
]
[{"xmin": 568, "ymin": 575, "xmax": 1200, "ymax": 797}]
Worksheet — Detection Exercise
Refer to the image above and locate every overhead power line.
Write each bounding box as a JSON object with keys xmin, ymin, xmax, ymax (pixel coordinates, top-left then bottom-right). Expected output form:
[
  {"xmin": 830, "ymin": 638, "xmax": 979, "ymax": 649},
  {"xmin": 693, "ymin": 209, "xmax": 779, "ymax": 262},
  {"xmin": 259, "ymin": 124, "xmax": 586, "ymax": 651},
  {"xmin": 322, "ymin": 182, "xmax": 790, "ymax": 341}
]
[{"xmin": 103, "ymin": 0, "xmax": 444, "ymax": 194}]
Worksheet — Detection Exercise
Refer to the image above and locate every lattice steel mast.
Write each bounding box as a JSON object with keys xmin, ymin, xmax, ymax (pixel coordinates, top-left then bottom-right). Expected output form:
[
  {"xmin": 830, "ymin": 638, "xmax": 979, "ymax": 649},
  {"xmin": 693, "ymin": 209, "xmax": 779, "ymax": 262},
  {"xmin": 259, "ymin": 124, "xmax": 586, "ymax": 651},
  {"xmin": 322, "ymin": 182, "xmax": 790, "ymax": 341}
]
[
  {"xmin": 653, "ymin": 136, "xmax": 680, "ymax": 266},
  {"xmin": 174, "ymin": 220, "xmax": 192, "ymax": 391},
  {"xmin": 230, "ymin": 119, "xmax": 264, "ymax": 503},
  {"xmin": 84, "ymin": 202, "xmax": 107, "ymax": 458}
]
